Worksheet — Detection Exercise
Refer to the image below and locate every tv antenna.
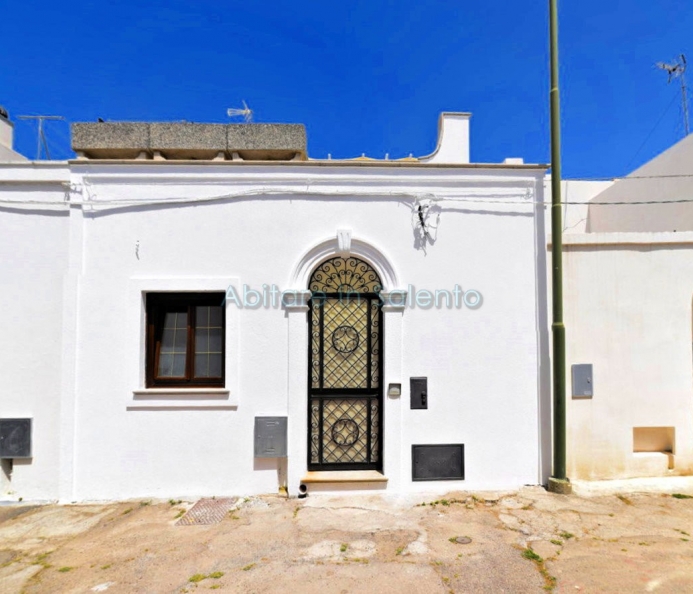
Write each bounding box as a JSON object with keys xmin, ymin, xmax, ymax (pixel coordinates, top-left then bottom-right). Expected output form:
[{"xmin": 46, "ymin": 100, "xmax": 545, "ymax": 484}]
[
  {"xmin": 657, "ymin": 54, "xmax": 689, "ymax": 136},
  {"xmin": 226, "ymin": 100, "xmax": 253, "ymax": 122},
  {"xmin": 17, "ymin": 115, "xmax": 65, "ymax": 160}
]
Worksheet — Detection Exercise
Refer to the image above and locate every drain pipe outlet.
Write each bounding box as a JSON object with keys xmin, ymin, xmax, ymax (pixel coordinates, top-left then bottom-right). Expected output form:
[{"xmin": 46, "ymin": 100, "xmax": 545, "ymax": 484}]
[{"xmin": 298, "ymin": 483, "xmax": 308, "ymax": 499}]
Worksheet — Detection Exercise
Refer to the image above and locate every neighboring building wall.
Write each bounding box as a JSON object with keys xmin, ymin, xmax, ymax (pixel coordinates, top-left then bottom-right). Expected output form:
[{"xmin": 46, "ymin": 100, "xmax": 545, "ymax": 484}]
[
  {"xmin": 1, "ymin": 160, "xmax": 548, "ymax": 501},
  {"xmin": 0, "ymin": 163, "xmax": 70, "ymax": 499},
  {"xmin": 562, "ymin": 233, "xmax": 693, "ymax": 479},
  {"xmin": 0, "ymin": 113, "xmax": 28, "ymax": 163},
  {"xmin": 554, "ymin": 140, "xmax": 693, "ymax": 480},
  {"xmin": 587, "ymin": 133, "xmax": 693, "ymax": 232},
  {"xmin": 547, "ymin": 179, "xmax": 614, "ymax": 234}
]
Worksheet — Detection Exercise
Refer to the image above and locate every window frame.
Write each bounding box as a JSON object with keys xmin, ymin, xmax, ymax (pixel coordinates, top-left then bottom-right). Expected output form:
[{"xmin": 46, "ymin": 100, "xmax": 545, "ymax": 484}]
[{"xmin": 146, "ymin": 292, "xmax": 226, "ymax": 388}]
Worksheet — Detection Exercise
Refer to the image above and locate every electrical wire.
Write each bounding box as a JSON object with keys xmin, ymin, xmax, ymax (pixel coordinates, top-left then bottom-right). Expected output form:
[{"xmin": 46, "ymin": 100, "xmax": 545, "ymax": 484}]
[
  {"xmin": 624, "ymin": 93, "xmax": 679, "ymax": 172},
  {"xmin": 4, "ymin": 185, "xmax": 693, "ymax": 210}
]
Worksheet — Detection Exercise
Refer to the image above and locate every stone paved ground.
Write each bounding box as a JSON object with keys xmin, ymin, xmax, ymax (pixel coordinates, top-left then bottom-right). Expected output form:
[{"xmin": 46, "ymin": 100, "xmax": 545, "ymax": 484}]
[{"xmin": 0, "ymin": 486, "xmax": 692, "ymax": 593}]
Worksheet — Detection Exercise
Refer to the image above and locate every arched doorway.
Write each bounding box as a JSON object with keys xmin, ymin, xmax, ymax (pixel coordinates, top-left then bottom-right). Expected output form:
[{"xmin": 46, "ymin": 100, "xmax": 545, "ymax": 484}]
[{"xmin": 307, "ymin": 256, "xmax": 383, "ymax": 471}]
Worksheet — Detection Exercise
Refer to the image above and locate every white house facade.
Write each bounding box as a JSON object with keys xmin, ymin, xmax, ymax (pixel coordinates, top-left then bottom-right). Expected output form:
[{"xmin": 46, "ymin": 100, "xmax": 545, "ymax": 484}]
[{"xmin": 0, "ymin": 112, "xmax": 551, "ymax": 502}]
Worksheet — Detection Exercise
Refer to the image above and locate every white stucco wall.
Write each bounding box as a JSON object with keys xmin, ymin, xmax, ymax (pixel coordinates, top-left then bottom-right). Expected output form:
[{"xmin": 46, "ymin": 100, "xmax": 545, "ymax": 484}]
[
  {"xmin": 0, "ymin": 163, "xmax": 70, "ymax": 499},
  {"xmin": 562, "ymin": 233, "xmax": 693, "ymax": 479},
  {"xmin": 1, "ymin": 161, "xmax": 547, "ymax": 501},
  {"xmin": 418, "ymin": 113, "xmax": 471, "ymax": 164}
]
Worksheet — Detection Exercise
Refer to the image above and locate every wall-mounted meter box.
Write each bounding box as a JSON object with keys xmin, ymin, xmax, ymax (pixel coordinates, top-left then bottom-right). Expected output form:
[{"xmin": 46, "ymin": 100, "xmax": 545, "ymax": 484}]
[
  {"xmin": 254, "ymin": 417, "xmax": 287, "ymax": 458},
  {"xmin": 571, "ymin": 364, "xmax": 593, "ymax": 399}
]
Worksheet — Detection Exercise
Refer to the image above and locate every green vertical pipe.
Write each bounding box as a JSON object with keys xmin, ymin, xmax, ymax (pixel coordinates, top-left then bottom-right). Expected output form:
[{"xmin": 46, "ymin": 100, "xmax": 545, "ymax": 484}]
[{"xmin": 549, "ymin": 0, "xmax": 567, "ymax": 481}]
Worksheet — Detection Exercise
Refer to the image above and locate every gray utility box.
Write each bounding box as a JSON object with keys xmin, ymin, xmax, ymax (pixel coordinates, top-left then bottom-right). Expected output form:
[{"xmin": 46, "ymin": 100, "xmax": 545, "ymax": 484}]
[
  {"xmin": 0, "ymin": 418, "xmax": 32, "ymax": 459},
  {"xmin": 254, "ymin": 417, "xmax": 287, "ymax": 458},
  {"xmin": 410, "ymin": 377, "xmax": 428, "ymax": 409},
  {"xmin": 571, "ymin": 364, "xmax": 594, "ymax": 398}
]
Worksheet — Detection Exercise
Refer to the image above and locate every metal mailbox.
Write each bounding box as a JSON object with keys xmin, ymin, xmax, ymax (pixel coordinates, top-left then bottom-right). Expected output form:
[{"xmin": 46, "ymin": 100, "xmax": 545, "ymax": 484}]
[
  {"xmin": 571, "ymin": 364, "xmax": 593, "ymax": 398},
  {"xmin": 254, "ymin": 417, "xmax": 287, "ymax": 458},
  {"xmin": 410, "ymin": 377, "xmax": 428, "ymax": 409},
  {"xmin": 0, "ymin": 418, "xmax": 32, "ymax": 459}
]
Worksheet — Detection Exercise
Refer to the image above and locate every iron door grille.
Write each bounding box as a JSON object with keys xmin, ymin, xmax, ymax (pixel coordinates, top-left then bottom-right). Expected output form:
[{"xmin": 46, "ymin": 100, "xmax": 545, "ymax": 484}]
[{"xmin": 307, "ymin": 256, "xmax": 383, "ymax": 471}]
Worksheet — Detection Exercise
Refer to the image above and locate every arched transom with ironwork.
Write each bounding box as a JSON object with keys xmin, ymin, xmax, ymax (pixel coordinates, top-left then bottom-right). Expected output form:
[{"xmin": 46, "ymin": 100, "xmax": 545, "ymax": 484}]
[
  {"xmin": 309, "ymin": 256, "xmax": 382, "ymax": 294},
  {"xmin": 307, "ymin": 256, "xmax": 383, "ymax": 471}
]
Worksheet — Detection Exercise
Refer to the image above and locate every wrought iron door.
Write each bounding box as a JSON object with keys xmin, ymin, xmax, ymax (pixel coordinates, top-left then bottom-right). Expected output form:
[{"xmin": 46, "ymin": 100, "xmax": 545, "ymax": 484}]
[{"xmin": 308, "ymin": 257, "xmax": 383, "ymax": 471}]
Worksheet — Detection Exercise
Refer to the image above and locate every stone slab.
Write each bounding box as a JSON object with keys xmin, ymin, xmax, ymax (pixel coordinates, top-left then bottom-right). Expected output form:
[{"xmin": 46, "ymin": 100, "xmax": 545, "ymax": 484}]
[
  {"xmin": 150, "ymin": 123, "xmax": 226, "ymax": 151},
  {"xmin": 72, "ymin": 123, "xmax": 149, "ymax": 150},
  {"xmin": 72, "ymin": 122, "xmax": 307, "ymax": 160},
  {"xmin": 227, "ymin": 124, "xmax": 306, "ymax": 152}
]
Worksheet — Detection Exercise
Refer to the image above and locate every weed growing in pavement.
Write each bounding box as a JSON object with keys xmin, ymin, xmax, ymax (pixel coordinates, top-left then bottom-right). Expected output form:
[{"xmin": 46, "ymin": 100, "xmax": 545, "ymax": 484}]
[
  {"xmin": 616, "ymin": 494, "xmax": 633, "ymax": 505},
  {"xmin": 559, "ymin": 531, "xmax": 574, "ymax": 540},
  {"xmin": 122, "ymin": 508, "xmax": 133, "ymax": 515},
  {"xmin": 58, "ymin": 567, "xmax": 73, "ymax": 573},
  {"xmin": 550, "ymin": 539, "xmax": 563, "ymax": 546},
  {"xmin": 417, "ymin": 498, "xmax": 465, "ymax": 508},
  {"xmin": 521, "ymin": 548, "xmax": 556, "ymax": 591},
  {"xmin": 174, "ymin": 510, "xmax": 185, "ymax": 519},
  {"xmin": 522, "ymin": 549, "xmax": 542, "ymax": 562},
  {"xmin": 672, "ymin": 493, "xmax": 693, "ymax": 499},
  {"xmin": 242, "ymin": 563, "xmax": 256, "ymax": 571},
  {"xmin": 32, "ymin": 552, "xmax": 53, "ymax": 568},
  {"xmin": 168, "ymin": 499, "xmax": 182, "ymax": 506},
  {"xmin": 340, "ymin": 543, "xmax": 348, "ymax": 552},
  {"xmin": 189, "ymin": 571, "xmax": 225, "ymax": 583}
]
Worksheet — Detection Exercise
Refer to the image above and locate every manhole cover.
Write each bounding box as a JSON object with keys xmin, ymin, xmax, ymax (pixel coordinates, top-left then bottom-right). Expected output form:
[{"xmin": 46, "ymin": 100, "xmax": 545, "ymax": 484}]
[
  {"xmin": 176, "ymin": 498, "xmax": 239, "ymax": 526},
  {"xmin": 454, "ymin": 536, "xmax": 472, "ymax": 545}
]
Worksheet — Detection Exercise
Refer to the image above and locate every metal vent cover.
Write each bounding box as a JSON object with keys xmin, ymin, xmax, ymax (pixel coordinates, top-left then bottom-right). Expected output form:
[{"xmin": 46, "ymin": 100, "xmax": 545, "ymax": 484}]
[
  {"xmin": 412, "ymin": 444, "xmax": 464, "ymax": 481},
  {"xmin": 0, "ymin": 419, "xmax": 32, "ymax": 459}
]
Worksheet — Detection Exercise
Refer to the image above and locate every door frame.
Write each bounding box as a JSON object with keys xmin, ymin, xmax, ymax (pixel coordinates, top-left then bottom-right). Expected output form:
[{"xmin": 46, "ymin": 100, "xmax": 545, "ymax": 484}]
[{"xmin": 283, "ymin": 235, "xmax": 406, "ymax": 493}]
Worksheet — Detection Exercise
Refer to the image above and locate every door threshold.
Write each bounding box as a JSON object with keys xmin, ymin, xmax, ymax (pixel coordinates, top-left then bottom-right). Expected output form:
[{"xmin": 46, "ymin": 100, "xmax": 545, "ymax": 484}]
[{"xmin": 301, "ymin": 470, "xmax": 387, "ymax": 484}]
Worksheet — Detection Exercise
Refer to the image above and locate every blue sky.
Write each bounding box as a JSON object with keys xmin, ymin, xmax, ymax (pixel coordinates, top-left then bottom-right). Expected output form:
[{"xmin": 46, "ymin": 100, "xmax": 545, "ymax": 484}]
[{"xmin": 2, "ymin": 0, "xmax": 691, "ymax": 177}]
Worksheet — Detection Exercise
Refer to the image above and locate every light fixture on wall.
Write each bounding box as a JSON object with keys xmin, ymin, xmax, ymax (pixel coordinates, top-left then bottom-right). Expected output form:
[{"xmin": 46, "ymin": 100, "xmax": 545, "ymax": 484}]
[{"xmin": 387, "ymin": 383, "xmax": 401, "ymax": 398}]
